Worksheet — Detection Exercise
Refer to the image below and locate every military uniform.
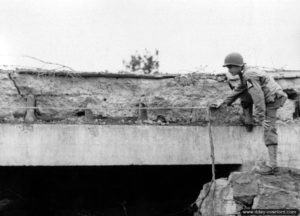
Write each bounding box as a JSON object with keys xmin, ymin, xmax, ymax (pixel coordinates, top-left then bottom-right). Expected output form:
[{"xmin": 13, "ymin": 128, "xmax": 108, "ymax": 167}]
[
  {"xmin": 224, "ymin": 66, "xmax": 287, "ymax": 147},
  {"xmin": 221, "ymin": 52, "xmax": 287, "ymax": 175}
]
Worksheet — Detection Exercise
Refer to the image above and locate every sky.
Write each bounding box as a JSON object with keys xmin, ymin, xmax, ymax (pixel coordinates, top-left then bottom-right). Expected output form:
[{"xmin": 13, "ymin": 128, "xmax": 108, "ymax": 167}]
[{"xmin": 0, "ymin": 0, "xmax": 299, "ymax": 73}]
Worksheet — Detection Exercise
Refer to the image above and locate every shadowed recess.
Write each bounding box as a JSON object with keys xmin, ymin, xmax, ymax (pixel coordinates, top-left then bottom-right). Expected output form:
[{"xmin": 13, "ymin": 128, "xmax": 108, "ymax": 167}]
[{"xmin": 0, "ymin": 165, "xmax": 240, "ymax": 216}]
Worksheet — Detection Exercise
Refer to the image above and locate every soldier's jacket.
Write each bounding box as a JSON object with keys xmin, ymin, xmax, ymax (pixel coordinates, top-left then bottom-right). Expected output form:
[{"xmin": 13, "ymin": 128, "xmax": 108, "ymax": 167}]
[{"xmin": 224, "ymin": 66, "xmax": 285, "ymax": 121}]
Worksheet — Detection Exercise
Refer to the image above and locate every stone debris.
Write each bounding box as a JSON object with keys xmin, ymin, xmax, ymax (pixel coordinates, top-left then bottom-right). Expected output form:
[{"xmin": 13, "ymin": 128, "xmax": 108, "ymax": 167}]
[{"xmin": 194, "ymin": 168, "xmax": 300, "ymax": 216}]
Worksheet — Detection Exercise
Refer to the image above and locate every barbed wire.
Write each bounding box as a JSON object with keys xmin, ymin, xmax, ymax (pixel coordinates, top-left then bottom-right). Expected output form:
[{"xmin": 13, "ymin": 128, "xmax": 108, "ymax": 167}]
[{"xmin": 21, "ymin": 55, "xmax": 76, "ymax": 72}]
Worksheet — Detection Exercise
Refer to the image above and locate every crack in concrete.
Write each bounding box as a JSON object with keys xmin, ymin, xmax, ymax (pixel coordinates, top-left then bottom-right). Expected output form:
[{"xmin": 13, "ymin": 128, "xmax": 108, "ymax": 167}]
[{"xmin": 8, "ymin": 72, "xmax": 22, "ymax": 96}]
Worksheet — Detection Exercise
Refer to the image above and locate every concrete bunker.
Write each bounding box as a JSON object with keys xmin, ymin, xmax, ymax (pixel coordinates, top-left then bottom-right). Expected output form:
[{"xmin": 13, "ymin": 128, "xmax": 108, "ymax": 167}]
[{"xmin": 0, "ymin": 69, "xmax": 300, "ymax": 214}]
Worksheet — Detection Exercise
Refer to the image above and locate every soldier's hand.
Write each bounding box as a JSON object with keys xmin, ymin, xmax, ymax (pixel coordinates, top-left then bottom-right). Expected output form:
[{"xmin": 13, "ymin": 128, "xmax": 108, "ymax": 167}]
[
  {"xmin": 253, "ymin": 117, "xmax": 263, "ymax": 126},
  {"xmin": 253, "ymin": 120, "xmax": 260, "ymax": 126},
  {"xmin": 209, "ymin": 99, "xmax": 224, "ymax": 109},
  {"xmin": 262, "ymin": 119, "xmax": 272, "ymax": 130},
  {"xmin": 254, "ymin": 118, "xmax": 272, "ymax": 129}
]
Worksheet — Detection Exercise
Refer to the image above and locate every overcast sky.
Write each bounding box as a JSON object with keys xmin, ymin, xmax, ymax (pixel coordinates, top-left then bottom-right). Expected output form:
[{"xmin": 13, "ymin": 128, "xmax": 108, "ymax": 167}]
[{"xmin": 0, "ymin": 0, "xmax": 299, "ymax": 73}]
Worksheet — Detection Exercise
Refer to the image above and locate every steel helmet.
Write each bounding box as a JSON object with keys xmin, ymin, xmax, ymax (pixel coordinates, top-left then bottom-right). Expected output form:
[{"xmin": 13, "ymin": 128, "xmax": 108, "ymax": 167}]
[{"xmin": 223, "ymin": 52, "xmax": 244, "ymax": 67}]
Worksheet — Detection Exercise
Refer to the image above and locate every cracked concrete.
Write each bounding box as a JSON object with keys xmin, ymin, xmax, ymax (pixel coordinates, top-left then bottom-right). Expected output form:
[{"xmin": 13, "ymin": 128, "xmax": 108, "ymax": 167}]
[
  {"xmin": 0, "ymin": 69, "xmax": 299, "ymax": 124},
  {"xmin": 8, "ymin": 72, "xmax": 22, "ymax": 96},
  {"xmin": 0, "ymin": 71, "xmax": 27, "ymax": 121}
]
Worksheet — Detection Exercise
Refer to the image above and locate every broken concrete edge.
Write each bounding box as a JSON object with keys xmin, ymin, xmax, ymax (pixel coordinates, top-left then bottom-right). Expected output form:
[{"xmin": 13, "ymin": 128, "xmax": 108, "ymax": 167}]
[
  {"xmin": 227, "ymin": 70, "xmax": 300, "ymax": 81},
  {"xmin": 5, "ymin": 68, "xmax": 300, "ymax": 81},
  {"xmin": 14, "ymin": 70, "xmax": 226, "ymax": 81},
  {"xmin": 15, "ymin": 70, "xmax": 177, "ymax": 79}
]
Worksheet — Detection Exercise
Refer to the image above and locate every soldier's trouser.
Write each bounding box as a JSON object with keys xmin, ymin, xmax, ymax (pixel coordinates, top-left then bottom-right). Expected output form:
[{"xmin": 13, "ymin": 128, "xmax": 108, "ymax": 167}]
[
  {"xmin": 264, "ymin": 92, "xmax": 287, "ymax": 146},
  {"xmin": 240, "ymin": 92, "xmax": 253, "ymax": 126},
  {"xmin": 265, "ymin": 92, "xmax": 287, "ymax": 169}
]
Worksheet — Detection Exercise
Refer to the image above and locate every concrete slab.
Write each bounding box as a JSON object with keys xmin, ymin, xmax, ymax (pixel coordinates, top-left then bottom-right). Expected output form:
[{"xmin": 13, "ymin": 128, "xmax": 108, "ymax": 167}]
[{"xmin": 0, "ymin": 124, "xmax": 298, "ymax": 168}]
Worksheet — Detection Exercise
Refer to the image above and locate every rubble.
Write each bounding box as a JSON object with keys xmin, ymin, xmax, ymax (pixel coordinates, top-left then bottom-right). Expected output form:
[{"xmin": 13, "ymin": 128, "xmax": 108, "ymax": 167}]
[{"xmin": 194, "ymin": 168, "xmax": 300, "ymax": 216}]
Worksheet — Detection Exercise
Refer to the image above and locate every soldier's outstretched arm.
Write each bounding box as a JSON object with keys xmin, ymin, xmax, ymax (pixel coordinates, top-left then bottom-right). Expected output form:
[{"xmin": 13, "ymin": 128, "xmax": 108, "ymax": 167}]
[{"xmin": 223, "ymin": 83, "xmax": 247, "ymax": 106}]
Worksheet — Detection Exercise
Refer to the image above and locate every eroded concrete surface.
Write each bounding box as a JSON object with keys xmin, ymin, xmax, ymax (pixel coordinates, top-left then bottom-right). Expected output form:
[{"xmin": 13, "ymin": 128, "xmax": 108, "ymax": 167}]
[
  {"xmin": 0, "ymin": 69, "xmax": 299, "ymax": 125},
  {"xmin": 0, "ymin": 69, "xmax": 299, "ymax": 167}
]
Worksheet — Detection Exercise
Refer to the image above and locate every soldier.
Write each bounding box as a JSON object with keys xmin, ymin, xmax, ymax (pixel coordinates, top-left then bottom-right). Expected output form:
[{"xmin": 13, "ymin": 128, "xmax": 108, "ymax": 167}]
[{"xmin": 222, "ymin": 52, "xmax": 287, "ymax": 175}]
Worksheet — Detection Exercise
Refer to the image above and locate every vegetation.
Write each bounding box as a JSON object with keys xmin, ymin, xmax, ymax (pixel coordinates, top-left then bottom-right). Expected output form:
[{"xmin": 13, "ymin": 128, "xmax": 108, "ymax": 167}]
[{"xmin": 123, "ymin": 49, "xmax": 159, "ymax": 74}]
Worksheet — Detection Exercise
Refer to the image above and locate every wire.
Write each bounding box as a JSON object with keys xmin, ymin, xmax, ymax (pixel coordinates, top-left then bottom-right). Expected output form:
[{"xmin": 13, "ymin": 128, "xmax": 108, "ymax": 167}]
[
  {"xmin": 0, "ymin": 106, "xmax": 209, "ymax": 110},
  {"xmin": 21, "ymin": 55, "xmax": 75, "ymax": 72},
  {"xmin": 208, "ymin": 107, "xmax": 216, "ymax": 216}
]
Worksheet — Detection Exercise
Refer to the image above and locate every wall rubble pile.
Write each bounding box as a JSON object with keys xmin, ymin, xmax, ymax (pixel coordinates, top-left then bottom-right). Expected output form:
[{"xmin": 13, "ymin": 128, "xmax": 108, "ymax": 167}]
[{"xmin": 194, "ymin": 168, "xmax": 300, "ymax": 216}]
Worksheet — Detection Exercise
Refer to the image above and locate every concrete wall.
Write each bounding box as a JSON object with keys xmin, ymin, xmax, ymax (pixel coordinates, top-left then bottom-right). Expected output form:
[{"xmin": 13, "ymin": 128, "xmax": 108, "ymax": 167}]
[
  {"xmin": 1, "ymin": 69, "xmax": 299, "ymax": 125},
  {"xmin": 0, "ymin": 123, "xmax": 299, "ymax": 168}
]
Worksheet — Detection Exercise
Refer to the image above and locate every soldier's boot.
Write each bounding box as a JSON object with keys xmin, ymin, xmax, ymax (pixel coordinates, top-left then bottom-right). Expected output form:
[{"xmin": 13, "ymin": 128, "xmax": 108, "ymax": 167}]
[
  {"xmin": 255, "ymin": 165, "xmax": 273, "ymax": 175},
  {"xmin": 255, "ymin": 145, "xmax": 278, "ymax": 175},
  {"xmin": 269, "ymin": 145, "xmax": 279, "ymax": 173}
]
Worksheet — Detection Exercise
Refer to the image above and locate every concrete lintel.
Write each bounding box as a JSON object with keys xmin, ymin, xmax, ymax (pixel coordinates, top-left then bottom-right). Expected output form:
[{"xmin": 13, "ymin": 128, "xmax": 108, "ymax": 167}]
[{"xmin": 0, "ymin": 124, "xmax": 298, "ymax": 168}]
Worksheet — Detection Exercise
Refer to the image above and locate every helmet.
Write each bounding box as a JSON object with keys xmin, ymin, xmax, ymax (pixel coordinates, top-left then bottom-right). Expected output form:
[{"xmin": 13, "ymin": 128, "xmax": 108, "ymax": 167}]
[{"xmin": 223, "ymin": 52, "xmax": 244, "ymax": 67}]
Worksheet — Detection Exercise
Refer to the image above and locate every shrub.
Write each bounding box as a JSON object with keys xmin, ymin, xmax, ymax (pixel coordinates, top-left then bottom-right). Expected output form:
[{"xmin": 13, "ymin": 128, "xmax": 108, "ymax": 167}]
[{"xmin": 123, "ymin": 49, "xmax": 159, "ymax": 74}]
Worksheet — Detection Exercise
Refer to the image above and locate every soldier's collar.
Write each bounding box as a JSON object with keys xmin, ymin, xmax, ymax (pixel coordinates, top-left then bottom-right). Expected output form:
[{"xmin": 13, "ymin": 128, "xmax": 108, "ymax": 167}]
[{"xmin": 242, "ymin": 64, "xmax": 248, "ymax": 72}]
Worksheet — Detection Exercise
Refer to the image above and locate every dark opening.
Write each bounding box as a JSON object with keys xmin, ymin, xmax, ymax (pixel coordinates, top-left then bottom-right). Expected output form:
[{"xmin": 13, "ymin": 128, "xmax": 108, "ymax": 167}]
[
  {"xmin": 283, "ymin": 88, "xmax": 299, "ymax": 100},
  {"xmin": 283, "ymin": 88, "xmax": 300, "ymax": 119},
  {"xmin": 0, "ymin": 165, "xmax": 240, "ymax": 216},
  {"xmin": 75, "ymin": 111, "xmax": 85, "ymax": 117}
]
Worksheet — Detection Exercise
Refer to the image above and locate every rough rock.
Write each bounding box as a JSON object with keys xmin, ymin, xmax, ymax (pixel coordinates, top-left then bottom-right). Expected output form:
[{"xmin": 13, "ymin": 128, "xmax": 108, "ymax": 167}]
[
  {"xmin": 144, "ymin": 76, "xmax": 241, "ymax": 124},
  {"xmin": 277, "ymin": 99, "xmax": 295, "ymax": 121},
  {"xmin": 0, "ymin": 72, "xmax": 27, "ymax": 121},
  {"xmin": 1, "ymin": 70, "xmax": 300, "ymax": 124},
  {"xmin": 194, "ymin": 179, "xmax": 237, "ymax": 216},
  {"xmin": 194, "ymin": 168, "xmax": 300, "ymax": 216},
  {"xmin": 6, "ymin": 71, "xmax": 241, "ymax": 124}
]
